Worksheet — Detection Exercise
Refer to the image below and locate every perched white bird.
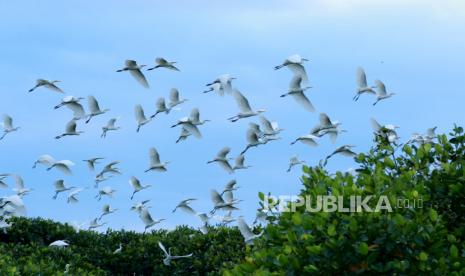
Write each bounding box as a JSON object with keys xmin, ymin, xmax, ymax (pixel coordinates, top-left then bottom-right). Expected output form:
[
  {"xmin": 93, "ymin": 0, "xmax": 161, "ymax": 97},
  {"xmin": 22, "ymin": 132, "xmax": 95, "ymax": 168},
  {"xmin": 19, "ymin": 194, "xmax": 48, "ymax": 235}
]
[
  {"xmin": 206, "ymin": 74, "xmax": 236, "ymax": 96},
  {"xmin": 147, "ymin": 57, "xmax": 180, "ymax": 71},
  {"xmin": 233, "ymin": 154, "xmax": 251, "ymax": 170},
  {"xmin": 373, "ymin": 80, "xmax": 395, "ymax": 106},
  {"xmin": 280, "ymin": 75, "xmax": 314, "ymax": 112},
  {"xmin": 274, "ymin": 54, "xmax": 309, "ymax": 83},
  {"xmin": 290, "ymin": 134, "xmax": 319, "ymax": 147},
  {"xmin": 54, "ymin": 96, "xmax": 84, "ymax": 109},
  {"xmin": 168, "ymin": 88, "xmax": 188, "ymax": 109},
  {"xmin": 353, "ymin": 67, "xmax": 376, "ymax": 101},
  {"xmin": 49, "ymin": 240, "xmax": 69, "ymax": 248},
  {"xmin": 101, "ymin": 118, "xmax": 121, "ymax": 138},
  {"xmin": 1, "ymin": 115, "xmax": 20, "ymax": 140},
  {"xmin": 52, "ymin": 180, "xmax": 76, "ymax": 200},
  {"xmin": 55, "ymin": 119, "xmax": 83, "ymax": 139},
  {"xmin": 116, "ymin": 60, "xmax": 149, "ymax": 89},
  {"xmin": 134, "ymin": 104, "xmax": 153, "ymax": 132},
  {"xmin": 83, "ymin": 157, "xmax": 104, "ymax": 171},
  {"xmin": 158, "ymin": 241, "xmax": 193, "ymax": 266},
  {"xmin": 237, "ymin": 217, "xmax": 264, "ymax": 245},
  {"xmin": 113, "ymin": 243, "xmax": 123, "ymax": 254},
  {"xmin": 207, "ymin": 147, "xmax": 234, "ymax": 174},
  {"xmin": 228, "ymin": 89, "xmax": 266, "ymax": 122},
  {"xmin": 139, "ymin": 209, "xmax": 165, "ymax": 233},
  {"xmin": 86, "ymin": 96, "xmax": 109, "ymax": 124},
  {"xmin": 67, "ymin": 188, "xmax": 84, "ymax": 204},
  {"xmin": 129, "ymin": 176, "xmax": 152, "ymax": 200},
  {"xmin": 175, "ymin": 127, "xmax": 191, "ymax": 143},
  {"xmin": 130, "ymin": 200, "xmax": 151, "ymax": 214},
  {"xmin": 98, "ymin": 204, "xmax": 118, "ymax": 220},
  {"xmin": 287, "ymin": 156, "xmax": 305, "ymax": 172},
  {"xmin": 95, "ymin": 186, "xmax": 116, "ymax": 201},
  {"xmin": 210, "ymin": 189, "xmax": 240, "ymax": 214},
  {"xmin": 151, "ymin": 97, "xmax": 172, "ymax": 118},
  {"xmin": 64, "ymin": 264, "xmax": 70, "ymax": 275},
  {"xmin": 88, "ymin": 217, "xmax": 106, "ymax": 230},
  {"xmin": 29, "ymin": 79, "xmax": 64, "ymax": 93},
  {"xmin": 145, "ymin": 148, "xmax": 169, "ymax": 173},
  {"xmin": 172, "ymin": 198, "xmax": 197, "ymax": 215}
]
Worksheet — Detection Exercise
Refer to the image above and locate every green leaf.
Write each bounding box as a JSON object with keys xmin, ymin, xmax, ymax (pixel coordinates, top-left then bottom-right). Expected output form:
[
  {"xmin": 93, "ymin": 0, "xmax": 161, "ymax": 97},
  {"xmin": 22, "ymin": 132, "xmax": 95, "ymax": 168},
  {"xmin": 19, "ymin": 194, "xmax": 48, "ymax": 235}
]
[
  {"xmin": 292, "ymin": 213, "xmax": 302, "ymax": 225},
  {"xmin": 450, "ymin": 245, "xmax": 458, "ymax": 258},
  {"xmin": 258, "ymin": 192, "xmax": 265, "ymax": 201},
  {"xmin": 327, "ymin": 225, "xmax": 336, "ymax": 237},
  {"xmin": 358, "ymin": 242, "xmax": 369, "ymax": 255},
  {"xmin": 429, "ymin": 209, "xmax": 438, "ymax": 222},
  {"xmin": 419, "ymin": 252, "xmax": 428, "ymax": 261}
]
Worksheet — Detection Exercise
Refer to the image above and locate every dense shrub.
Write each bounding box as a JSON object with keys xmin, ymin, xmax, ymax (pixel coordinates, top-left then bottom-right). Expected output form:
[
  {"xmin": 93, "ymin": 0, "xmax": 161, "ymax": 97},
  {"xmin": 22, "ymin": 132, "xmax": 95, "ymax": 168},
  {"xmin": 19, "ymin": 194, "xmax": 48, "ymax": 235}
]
[
  {"xmin": 226, "ymin": 126, "xmax": 465, "ymax": 275},
  {"xmin": 0, "ymin": 217, "xmax": 245, "ymax": 275}
]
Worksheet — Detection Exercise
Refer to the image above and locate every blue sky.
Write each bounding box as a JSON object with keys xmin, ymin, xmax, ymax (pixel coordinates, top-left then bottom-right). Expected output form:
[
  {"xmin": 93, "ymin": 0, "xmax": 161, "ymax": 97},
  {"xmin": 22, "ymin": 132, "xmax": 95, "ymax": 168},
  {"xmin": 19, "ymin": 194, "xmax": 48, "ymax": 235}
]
[{"xmin": 1, "ymin": 0, "xmax": 464, "ymax": 232}]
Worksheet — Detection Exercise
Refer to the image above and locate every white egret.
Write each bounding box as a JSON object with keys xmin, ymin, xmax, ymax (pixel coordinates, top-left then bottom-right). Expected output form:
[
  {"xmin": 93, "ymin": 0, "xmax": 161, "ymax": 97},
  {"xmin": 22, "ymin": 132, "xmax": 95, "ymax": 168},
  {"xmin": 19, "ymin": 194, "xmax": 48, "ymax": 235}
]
[
  {"xmin": 101, "ymin": 118, "xmax": 121, "ymax": 138},
  {"xmin": 129, "ymin": 176, "xmax": 152, "ymax": 200},
  {"xmin": 237, "ymin": 217, "xmax": 264, "ymax": 245},
  {"xmin": 95, "ymin": 186, "xmax": 116, "ymax": 201},
  {"xmin": 86, "ymin": 96, "xmax": 109, "ymax": 123},
  {"xmin": 175, "ymin": 127, "xmax": 191, "ymax": 143},
  {"xmin": 64, "ymin": 101, "xmax": 86, "ymax": 120},
  {"xmin": 373, "ymin": 80, "xmax": 395, "ymax": 106},
  {"xmin": 228, "ymin": 89, "xmax": 266, "ymax": 122},
  {"xmin": 113, "ymin": 243, "xmax": 123, "ymax": 254},
  {"xmin": 130, "ymin": 200, "xmax": 151, "ymax": 214},
  {"xmin": 96, "ymin": 161, "xmax": 121, "ymax": 179},
  {"xmin": 98, "ymin": 204, "xmax": 118, "ymax": 220},
  {"xmin": 0, "ymin": 175, "xmax": 8, "ymax": 189},
  {"xmin": 259, "ymin": 116, "xmax": 283, "ymax": 137},
  {"xmin": 171, "ymin": 108, "xmax": 208, "ymax": 138},
  {"xmin": 287, "ymin": 156, "xmax": 305, "ymax": 172},
  {"xmin": 147, "ymin": 57, "xmax": 180, "ymax": 71},
  {"xmin": 280, "ymin": 75, "xmax": 314, "ymax": 112},
  {"xmin": 172, "ymin": 198, "xmax": 197, "ymax": 215},
  {"xmin": 29, "ymin": 79, "xmax": 64, "ymax": 93},
  {"xmin": 83, "ymin": 157, "xmax": 105, "ymax": 171},
  {"xmin": 1, "ymin": 115, "xmax": 20, "ymax": 140},
  {"xmin": 207, "ymin": 147, "xmax": 234, "ymax": 174},
  {"xmin": 47, "ymin": 160, "xmax": 75, "ymax": 175},
  {"xmin": 8, "ymin": 174, "xmax": 31, "ymax": 197},
  {"xmin": 55, "ymin": 119, "xmax": 83, "ymax": 139},
  {"xmin": 54, "ymin": 96, "xmax": 84, "ymax": 109},
  {"xmin": 290, "ymin": 134, "xmax": 319, "ymax": 147},
  {"xmin": 241, "ymin": 129, "xmax": 267, "ymax": 155},
  {"xmin": 206, "ymin": 74, "xmax": 235, "ymax": 96},
  {"xmin": 158, "ymin": 241, "xmax": 193, "ymax": 266},
  {"xmin": 150, "ymin": 97, "xmax": 171, "ymax": 118},
  {"xmin": 310, "ymin": 113, "xmax": 345, "ymax": 143},
  {"xmin": 214, "ymin": 211, "xmax": 236, "ymax": 225},
  {"xmin": 0, "ymin": 194, "xmax": 26, "ymax": 216},
  {"xmin": 203, "ymin": 82, "xmax": 224, "ymax": 95},
  {"xmin": 371, "ymin": 118, "xmax": 399, "ymax": 143},
  {"xmin": 210, "ymin": 189, "xmax": 239, "ymax": 214},
  {"xmin": 139, "ymin": 209, "xmax": 165, "ymax": 233},
  {"xmin": 221, "ymin": 179, "xmax": 240, "ymax": 195},
  {"xmin": 33, "ymin": 154, "xmax": 56, "ymax": 169},
  {"xmin": 88, "ymin": 218, "xmax": 106, "ymax": 230},
  {"xmin": 354, "ymin": 67, "xmax": 376, "ymax": 101},
  {"xmin": 274, "ymin": 54, "xmax": 309, "ymax": 83},
  {"xmin": 52, "ymin": 180, "xmax": 76, "ymax": 200},
  {"xmin": 64, "ymin": 264, "xmax": 70, "ymax": 275},
  {"xmin": 134, "ymin": 104, "xmax": 153, "ymax": 132},
  {"xmin": 116, "ymin": 60, "xmax": 149, "ymax": 89},
  {"xmin": 325, "ymin": 145, "xmax": 357, "ymax": 164},
  {"xmin": 67, "ymin": 188, "xmax": 84, "ymax": 204},
  {"xmin": 233, "ymin": 154, "xmax": 251, "ymax": 170},
  {"xmin": 145, "ymin": 148, "xmax": 169, "ymax": 173},
  {"xmin": 168, "ymin": 88, "xmax": 188, "ymax": 108},
  {"xmin": 49, "ymin": 240, "xmax": 69, "ymax": 248}
]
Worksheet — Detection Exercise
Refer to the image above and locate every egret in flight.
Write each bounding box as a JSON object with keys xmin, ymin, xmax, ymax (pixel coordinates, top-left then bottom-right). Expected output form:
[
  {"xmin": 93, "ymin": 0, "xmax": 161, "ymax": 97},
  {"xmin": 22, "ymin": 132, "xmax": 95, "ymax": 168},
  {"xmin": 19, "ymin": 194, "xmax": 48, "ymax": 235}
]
[
  {"xmin": 116, "ymin": 60, "xmax": 149, "ymax": 88},
  {"xmin": 29, "ymin": 79, "xmax": 64, "ymax": 93},
  {"xmin": 101, "ymin": 118, "xmax": 121, "ymax": 138},
  {"xmin": 54, "ymin": 96, "xmax": 84, "ymax": 109},
  {"xmin": 158, "ymin": 241, "xmax": 193, "ymax": 266},
  {"xmin": 228, "ymin": 89, "xmax": 266, "ymax": 122},
  {"xmin": 373, "ymin": 80, "xmax": 395, "ymax": 106},
  {"xmin": 280, "ymin": 75, "xmax": 314, "ymax": 112},
  {"xmin": 206, "ymin": 74, "xmax": 235, "ymax": 96},
  {"xmin": 145, "ymin": 148, "xmax": 169, "ymax": 173},
  {"xmin": 134, "ymin": 104, "xmax": 153, "ymax": 132},
  {"xmin": 86, "ymin": 96, "xmax": 109, "ymax": 124},
  {"xmin": 129, "ymin": 176, "xmax": 152, "ymax": 200},
  {"xmin": 147, "ymin": 57, "xmax": 180, "ymax": 71},
  {"xmin": 1, "ymin": 115, "xmax": 20, "ymax": 140},
  {"xmin": 207, "ymin": 147, "xmax": 234, "ymax": 174},
  {"xmin": 139, "ymin": 209, "xmax": 165, "ymax": 233},
  {"xmin": 274, "ymin": 54, "xmax": 309, "ymax": 83},
  {"xmin": 237, "ymin": 217, "xmax": 264, "ymax": 245},
  {"xmin": 353, "ymin": 67, "xmax": 376, "ymax": 101},
  {"xmin": 55, "ymin": 119, "xmax": 83, "ymax": 139}
]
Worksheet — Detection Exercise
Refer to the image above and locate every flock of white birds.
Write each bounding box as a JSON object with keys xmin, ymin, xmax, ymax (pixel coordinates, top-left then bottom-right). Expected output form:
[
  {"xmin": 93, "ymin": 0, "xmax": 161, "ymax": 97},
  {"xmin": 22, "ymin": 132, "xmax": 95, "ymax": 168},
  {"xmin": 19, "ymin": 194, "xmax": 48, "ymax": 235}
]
[{"xmin": 1, "ymin": 54, "xmax": 437, "ymax": 266}]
